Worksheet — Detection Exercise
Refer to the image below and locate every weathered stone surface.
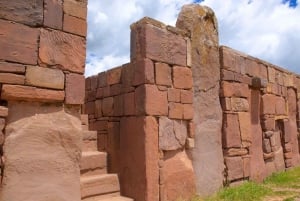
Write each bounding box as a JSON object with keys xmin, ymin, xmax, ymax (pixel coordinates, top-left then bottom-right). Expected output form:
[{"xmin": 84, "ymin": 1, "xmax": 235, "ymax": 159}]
[
  {"xmin": 268, "ymin": 67, "xmax": 276, "ymax": 83},
  {"xmin": 159, "ymin": 117, "xmax": 187, "ymax": 151},
  {"xmin": 225, "ymin": 157, "xmax": 244, "ymax": 181},
  {"xmin": 224, "ymin": 148, "xmax": 248, "ymax": 157},
  {"xmin": 124, "ymin": 92, "xmax": 136, "ymax": 116},
  {"xmin": 39, "ymin": 29, "xmax": 86, "ymax": 74},
  {"xmin": 0, "ymin": 73, "xmax": 25, "ymax": 85},
  {"xmin": 107, "ymin": 67, "xmax": 122, "ymax": 85},
  {"xmin": 0, "ymin": 106, "xmax": 8, "ymax": 117},
  {"xmin": 26, "ymin": 66, "xmax": 64, "ymax": 89},
  {"xmin": 120, "ymin": 116, "xmax": 159, "ymax": 201},
  {"xmin": 44, "ymin": 0, "xmax": 63, "ymax": 29},
  {"xmin": 63, "ymin": 14, "xmax": 87, "ymax": 37},
  {"xmin": 1, "ymin": 84, "xmax": 64, "ymax": 102},
  {"xmin": 221, "ymin": 81, "xmax": 249, "ymax": 98},
  {"xmin": 251, "ymin": 77, "xmax": 267, "ymax": 88},
  {"xmin": 133, "ymin": 59, "xmax": 155, "ymax": 86},
  {"xmin": 135, "ymin": 84, "xmax": 168, "ymax": 116},
  {"xmin": 0, "ymin": 19, "xmax": 39, "ymax": 65},
  {"xmin": 0, "ymin": 62, "xmax": 26, "ymax": 74},
  {"xmin": 169, "ymin": 102, "xmax": 183, "ymax": 119},
  {"xmin": 223, "ymin": 113, "xmax": 241, "ymax": 148},
  {"xmin": 238, "ymin": 112, "xmax": 251, "ymax": 147},
  {"xmin": 168, "ymin": 88, "xmax": 181, "ymax": 103},
  {"xmin": 102, "ymin": 97, "xmax": 114, "ymax": 116},
  {"xmin": 65, "ymin": 73, "xmax": 85, "ymax": 104},
  {"xmin": 177, "ymin": 5, "xmax": 224, "ymax": 196},
  {"xmin": 275, "ymin": 96, "xmax": 286, "ymax": 115},
  {"xmin": 261, "ymin": 94, "xmax": 276, "ymax": 115},
  {"xmin": 173, "ymin": 66, "xmax": 193, "ymax": 89},
  {"xmin": 64, "ymin": 0, "xmax": 87, "ymax": 19},
  {"xmin": 1, "ymin": 103, "xmax": 81, "ymax": 201},
  {"xmin": 0, "ymin": 0, "xmax": 43, "ymax": 26},
  {"xmin": 263, "ymin": 139, "xmax": 272, "ymax": 153},
  {"xmin": 155, "ymin": 62, "xmax": 172, "ymax": 86},
  {"xmin": 231, "ymin": 98, "xmax": 249, "ymax": 112},
  {"xmin": 181, "ymin": 90, "xmax": 193, "ymax": 104},
  {"xmin": 183, "ymin": 104, "xmax": 194, "ymax": 120},
  {"xmin": 161, "ymin": 151, "xmax": 196, "ymax": 201},
  {"xmin": 131, "ymin": 20, "xmax": 187, "ymax": 66},
  {"xmin": 261, "ymin": 116, "xmax": 275, "ymax": 131},
  {"xmin": 274, "ymin": 147, "xmax": 286, "ymax": 171}
]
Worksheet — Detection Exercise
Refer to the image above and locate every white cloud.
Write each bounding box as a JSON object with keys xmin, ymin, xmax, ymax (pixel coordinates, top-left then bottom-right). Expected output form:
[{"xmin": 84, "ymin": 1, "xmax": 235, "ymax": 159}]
[{"xmin": 86, "ymin": 0, "xmax": 300, "ymax": 76}]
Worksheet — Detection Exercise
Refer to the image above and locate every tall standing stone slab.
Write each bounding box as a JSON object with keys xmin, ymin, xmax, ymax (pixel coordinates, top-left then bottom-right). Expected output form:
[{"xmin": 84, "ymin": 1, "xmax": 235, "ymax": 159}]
[{"xmin": 176, "ymin": 5, "xmax": 224, "ymax": 197}]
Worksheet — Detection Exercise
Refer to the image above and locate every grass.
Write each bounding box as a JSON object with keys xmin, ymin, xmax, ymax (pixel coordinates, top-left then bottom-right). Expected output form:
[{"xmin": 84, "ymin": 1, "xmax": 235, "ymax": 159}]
[{"xmin": 189, "ymin": 166, "xmax": 300, "ymax": 201}]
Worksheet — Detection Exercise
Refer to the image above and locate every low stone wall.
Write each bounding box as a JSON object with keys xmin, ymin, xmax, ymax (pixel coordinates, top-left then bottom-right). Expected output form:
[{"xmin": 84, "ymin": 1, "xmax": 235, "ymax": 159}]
[{"xmin": 0, "ymin": 1, "xmax": 87, "ymax": 200}]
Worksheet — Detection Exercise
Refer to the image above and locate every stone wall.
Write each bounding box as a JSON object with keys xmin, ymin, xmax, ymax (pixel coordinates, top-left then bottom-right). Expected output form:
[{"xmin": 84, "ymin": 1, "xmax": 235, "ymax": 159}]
[
  {"xmin": 220, "ymin": 46, "xmax": 300, "ymax": 185},
  {"xmin": 85, "ymin": 4, "xmax": 300, "ymax": 200},
  {"xmin": 0, "ymin": 1, "xmax": 87, "ymax": 201}
]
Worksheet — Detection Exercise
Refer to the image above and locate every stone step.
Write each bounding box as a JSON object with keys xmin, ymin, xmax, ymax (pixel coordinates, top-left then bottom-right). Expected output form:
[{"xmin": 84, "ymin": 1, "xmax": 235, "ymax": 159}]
[
  {"xmin": 80, "ymin": 174, "xmax": 120, "ymax": 199},
  {"xmin": 82, "ymin": 130, "xmax": 98, "ymax": 151},
  {"xmin": 80, "ymin": 151, "xmax": 107, "ymax": 176}
]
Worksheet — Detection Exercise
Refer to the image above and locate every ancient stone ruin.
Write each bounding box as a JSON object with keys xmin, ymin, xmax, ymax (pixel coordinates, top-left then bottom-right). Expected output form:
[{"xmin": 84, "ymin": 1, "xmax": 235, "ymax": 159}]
[{"xmin": 0, "ymin": 1, "xmax": 300, "ymax": 201}]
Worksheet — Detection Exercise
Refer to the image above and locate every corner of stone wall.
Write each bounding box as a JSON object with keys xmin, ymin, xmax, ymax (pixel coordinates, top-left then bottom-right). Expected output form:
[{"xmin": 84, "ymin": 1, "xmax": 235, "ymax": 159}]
[{"xmin": 0, "ymin": 1, "xmax": 87, "ymax": 200}]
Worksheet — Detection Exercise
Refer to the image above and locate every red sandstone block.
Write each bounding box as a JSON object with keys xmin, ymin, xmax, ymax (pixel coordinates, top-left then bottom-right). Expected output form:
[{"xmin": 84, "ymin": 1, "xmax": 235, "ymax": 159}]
[
  {"xmin": 223, "ymin": 113, "xmax": 241, "ymax": 148},
  {"xmin": 238, "ymin": 112, "xmax": 251, "ymax": 147},
  {"xmin": 97, "ymin": 134, "xmax": 107, "ymax": 151},
  {"xmin": 94, "ymin": 100, "xmax": 102, "ymax": 118},
  {"xmin": 84, "ymin": 101, "xmax": 95, "ymax": 115},
  {"xmin": 1, "ymin": 84, "xmax": 64, "ymax": 102},
  {"xmin": 39, "ymin": 28, "xmax": 86, "ymax": 74},
  {"xmin": 110, "ymin": 84, "xmax": 122, "ymax": 96},
  {"xmin": 113, "ymin": 95, "xmax": 123, "ymax": 116},
  {"xmin": 261, "ymin": 116, "xmax": 275, "ymax": 131},
  {"xmin": 96, "ymin": 88, "xmax": 103, "ymax": 99},
  {"xmin": 283, "ymin": 119, "xmax": 291, "ymax": 143},
  {"xmin": 169, "ymin": 102, "xmax": 183, "ymax": 119},
  {"xmin": 124, "ymin": 92, "xmax": 135, "ymax": 116},
  {"xmin": 131, "ymin": 22, "xmax": 187, "ymax": 66},
  {"xmin": 0, "ymin": 19, "xmax": 39, "ymax": 65},
  {"xmin": 102, "ymin": 97, "xmax": 114, "ymax": 116},
  {"xmin": 181, "ymin": 90, "xmax": 193, "ymax": 104},
  {"xmin": 63, "ymin": 14, "xmax": 87, "ymax": 37},
  {"xmin": 243, "ymin": 156, "xmax": 251, "ymax": 178},
  {"xmin": 268, "ymin": 66, "xmax": 276, "ymax": 83},
  {"xmin": 44, "ymin": 0, "xmax": 63, "ymax": 29},
  {"xmin": 121, "ymin": 63, "xmax": 134, "ymax": 87},
  {"xmin": 133, "ymin": 59, "xmax": 155, "ymax": 86},
  {"xmin": 231, "ymin": 98, "xmax": 249, "ymax": 112},
  {"xmin": 183, "ymin": 104, "xmax": 194, "ymax": 120},
  {"xmin": 275, "ymin": 71, "xmax": 284, "ymax": 86},
  {"xmin": 225, "ymin": 156, "xmax": 244, "ymax": 181},
  {"xmin": 0, "ymin": 0, "xmax": 43, "ymax": 26},
  {"xmin": 168, "ymin": 88, "xmax": 181, "ymax": 103},
  {"xmin": 155, "ymin": 62, "xmax": 172, "ymax": 86},
  {"xmin": 64, "ymin": 0, "xmax": 87, "ymax": 20},
  {"xmin": 188, "ymin": 121, "xmax": 195, "ymax": 138},
  {"xmin": 65, "ymin": 73, "xmax": 85, "ymax": 104},
  {"xmin": 85, "ymin": 77, "xmax": 91, "ymax": 90},
  {"xmin": 275, "ymin": 96, "xmax": 286, "ymax": 115},
  {"xmin": 0, "ymin": 62, "xmax": 26, "ymax": 74},
  {"xmin": 89, "ymin": 75, "xmax": 98, "ymax": 90},
  {"xmin": 135, "ymin": 84, "xmax": 168, "ymax": 116},
  {"xmin": 0, "ymin": 106, "xmax": 8, "ymax": 117},
  {"xmin": 90, "ymin": 120, "xmax": 108, "ymax": 132},
  {"xmin": 0, "ymin": 73, "xmax": 24, "ymax": 85},
  {"xmin": 220, "ymin": 47, "xmax": 241, "ymax": 73},
  {"xmin": 221, "ymin": 81, "xmax": 249, "ymax": 98},
  {"xmin": 86, "ymin": 90, "xmax": 96, "ymax": 102},
  {"xmin": 98, "ymin": 72, "xmax": 107, "ymax": 88},
  {"xmin": 261, "ymin": 94, "xmax": 276, "ymax": 115},
  {"xmin": 103, "ymin": 86, "xmax": 110, "ymax": 97},
  {"xmin": 221, "ymin": 69, "xmax": 235, "ymax": 81},
  {"xmin": 221, "ymin": 98, "xmax": 231, "ymax": 111},
  {"xmin": 173, "ymin": 66, "xmax": 193, "ymax": 89},
  {"xmin": 107, "ymin": 67, "xmax": 122, "ymax": 85},
  {"xmin": 245, "ymin": 59, "xmax": 268, "ymax": 79}
]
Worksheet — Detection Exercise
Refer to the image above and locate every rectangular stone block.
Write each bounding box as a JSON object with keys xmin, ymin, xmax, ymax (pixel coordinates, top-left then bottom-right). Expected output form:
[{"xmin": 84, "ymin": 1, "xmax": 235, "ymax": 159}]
[
  {"xmin": 220, "ymin": 98, "xmax": 231, "ymax": 111},
  {"xmin": 107, "ymin": 67, "xmax": 122, "ymax": 85},
  {"xmin": 220, "ymin": 69, "xmax": 235, "ymax": 81},
  {"xmin": 63, "ymin": 14, "xmax": 87, "ymax": 37},
  {"xmin": 220, "ymin": 47, "xmax": 241, "ymax": 73},
  {"xmin": 124, "ymin": 92, "xmax": 135, "ymax": 116},
  {"xmin": 173, "ymin": 66, "xmax": 193, "ymax": 89},
  {"xmin": 225, "ymin": 157, "xmax": 244, "ymax": 181},
  {"xmin": 135, "ymin": 84, "xmax": 168, "ymax": 116},
  {"xmin": 268, "ymin": 66, "xmax": 275, "ymax": 83},
  {"xmin": 183, "ymin": 104, "xmax": 193, "ymax": 120},
  {"xmin": 39, "ymin": 28, "xmax": 86, "ymax": 74},
  {"xmin": 231, "ymin": 98, "xmax": 249, "ymax": 112},
  {"xmin": 168, "ymin": 88, "xmax": 181, "ymax": 103},
  {"xmin": 245, "ymin": 59, "xmax": 268, "ymax": 79},
  {"xmin": 0, "ymin": 106, "xmax": 8, "ymax": 117},
  {"xmin": 261, "ymin": 94, "xmax": 276, "ymax": 115},
  {"xmin": 238, "ymin": 112, "xmax": 251, "ymax": 147},
  {"xmin": 0, "ymin": 62, "xmax": 26, "ymax": 74},
  {"xmin": 181, "ymin": 90, "xmax": 193, "ymax": 104},
  {"xmin": 169, "ymin": 102, "xmax": 183, "ymax": 119},
  {"xmin": 221, "ymin": 81, "xmax": 249, "ymax": 98},
  {"xmin": 0, "ymin": 19, "xmax": 39, "ymax": 65},
  {"xmin": 84, "ymin": 101, "xmax": 95, "ymax": 115},
  {"xmin": 131, "ymin": 22, "xmax": 187, "ymax": 66},
  {"xmin": 133, "ymin": 59, "xmax": 155, "ymax": 86},
  {"xmin": 223, "ymin": 113, "xmax": 241, "ymax": 148},
  {"xmin": 98, "ymin": 72, "xmax": 107, "ymax": 88},
  {"xmin": 275, "ymin": 96, "xmax": 286, "ymax": 115},
  {"xmin": 1, "ymin": 84, "xmax": 64, "ymax": 102},
  {"xmin": 44, "ymin": 0, "xmax": 63, "ymax": 29},
  {"xmin": 113, "ymin": 95, "xmax": 124, "ymax": 117},
  {"xmin": 65, "ymin": 73, "xmax": 85, "ymax": 104},
  {"xmin": 0, "ymin": 0, "xmax": 43, "ymax": 26},
  {"xmin": 261, "ymin": 116, "xmax": 275, "ymax": 131},
  {"xmin": 25, "ymin": 66, "xmax": 64, "ymax": 89},
  {"xmin": 155, "ymin": 62, "xmax": 172, "ymax": 86},
  {"xmin": 0, "ymin": 73, "xmax": 24, "ymax": 85},
  {"xmin": 94, "ymin": 100, "xmax": 102, "ymax": 118},
  {"xmin": 102, "ymin": 97, "xmax": 114, "ymax": 116},
  {"xmin": 64, "ymin": 0, "xmax": 87, "ymax": 19}
]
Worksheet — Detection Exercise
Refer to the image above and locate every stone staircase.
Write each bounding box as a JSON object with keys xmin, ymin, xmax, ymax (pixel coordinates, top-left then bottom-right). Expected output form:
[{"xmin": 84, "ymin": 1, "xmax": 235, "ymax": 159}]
[{"xmin": 80, "ymin": 115, "xmax": 133, "ymax": 201}]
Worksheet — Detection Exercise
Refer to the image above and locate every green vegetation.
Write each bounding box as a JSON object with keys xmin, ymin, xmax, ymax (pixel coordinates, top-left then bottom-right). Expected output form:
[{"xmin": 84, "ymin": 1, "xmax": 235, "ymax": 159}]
[{"xmin": 190, "ymin": 166, "xmax": 300, "ymax": 201}]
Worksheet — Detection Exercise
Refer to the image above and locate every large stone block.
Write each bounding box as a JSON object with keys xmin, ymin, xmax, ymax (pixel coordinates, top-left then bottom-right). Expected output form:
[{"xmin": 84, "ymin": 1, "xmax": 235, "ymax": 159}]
[
  {"xmin": 63, "ymin": 14, "xmax": 87, "ymax": 37},
  {"xmin": 39, "ymin": 29, "xmax": 86, "ymax": 74},
  {"xmin": 155, "ymin": 62, "xmax": 172, "ymax": 86},
  {"xmin": 173, "ymin": 66, "xmax": 193, "ymax": 89},
  {"xmin": 168, "ymin": 88, "xmax": 181, "ymax": 103},
  {"xmin": 0, "ymin": 0, "xmax": 43, "ymax": 26},
  {"xmin": 261, "ymin": 94, "xmax": 276, "ymax": 115},
  {"xmin": 64, "ymin": 0, "xmax": 87, "ymax": 20},
  {"xmin": 2, "ymin": 104, "xmax": 81, "ymax": 201},
  {"xmin": 225, "ymin": 157, "xmax": 244, "ymax": 181},
  {"xmin": 169, "ymin": 102, "xmax": 183, "ymax": 119},
  {"xmin": 160, "ymin": 151, "xmax": 196, "ymax": 201},
  {"xmin": 133, "ymin": 59, "xmax": 155, "ymax": 86},
  {"xmin": 238, "ymin": 112, "xmax": 251, "ymax": 147},
  {"xmin": 275, "ymin": 96, "xmax": 286, "ymax": 115},
  {"xmin": 221, "ymin": 81, "xmax": 249, "ymax": 98},
  {"xmin": 107, "ymin": 67, "xmax": 122, "ymax": 85},
  {"xmin": 26, "ymin": 66, "xmax": 64, "ymax": 90},
  {"xmin": 44, "ymin": 0, "xmax": 63, "ymax": 29},
  {"xmin": 65, "ymin": 73, "xmax": 85, "ymax": 104},
  {"xmin": 231, "ymin": 98, "xmax": 249, "ymax": 112},
  {"xmin": 0, "ymin": 61, "xmax": 26, "ymax": 74},
  {"xmin": 131, "ymin": 20, "xmax": 187, "ymax": 66},
  {"xmin": 223, "ymin": 113, "xmax": 241, "ymax": 148},
  {"xmin": 0, "ymin": 19, "xmax": 39, "ymax": 65},
  {"xmin": 124, "ymin": 92, "xmax": 135, "ymax": 116},
  {"xmin": 0, "ymin": 73, "xmax": 25, "ymax": 85},
  {"xmin": 1, "ymin": 84, "xmax": 64, "ymax": 102},
  {"xmin": 159, "ymin": 117, "xmax": 187, "ymax": 151},
  {"xmin": 135, "ymin": 84, "xmax": 168, "ymax": 116}
]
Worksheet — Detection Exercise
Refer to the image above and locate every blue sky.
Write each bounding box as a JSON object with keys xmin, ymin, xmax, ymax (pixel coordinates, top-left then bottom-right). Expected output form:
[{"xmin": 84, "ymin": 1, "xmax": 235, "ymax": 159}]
[{"xmin": 86, "ymin": 0, "xmax": 300, "ymax": 76}]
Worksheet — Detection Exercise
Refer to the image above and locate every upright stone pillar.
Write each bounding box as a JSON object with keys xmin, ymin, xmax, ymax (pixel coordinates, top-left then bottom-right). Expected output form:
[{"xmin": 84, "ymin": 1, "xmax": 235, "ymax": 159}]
[
  {"xmin": 177, "ymin": 5, "xmax": 224, "ymax": 196},
  {"xmin": 0, "ymin": 0, "xmax": 87, "ymax": 200}
]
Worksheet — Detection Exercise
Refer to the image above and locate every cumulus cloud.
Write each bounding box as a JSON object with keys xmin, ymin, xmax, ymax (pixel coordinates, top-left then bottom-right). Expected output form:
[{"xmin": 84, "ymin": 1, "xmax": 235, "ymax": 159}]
[{"xmin": 86, "ymin": 0, "xmax": 300, "ymax": 76}]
